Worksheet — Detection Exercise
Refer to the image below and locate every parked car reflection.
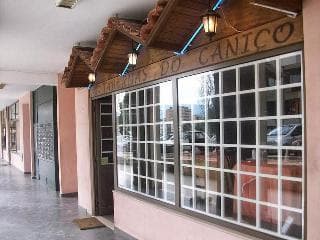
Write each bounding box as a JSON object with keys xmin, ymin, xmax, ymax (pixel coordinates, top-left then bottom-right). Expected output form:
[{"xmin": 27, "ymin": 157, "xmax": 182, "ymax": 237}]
[{"xmin": 267, "ymin": 124, "xmax": 302, "ymax": 146}]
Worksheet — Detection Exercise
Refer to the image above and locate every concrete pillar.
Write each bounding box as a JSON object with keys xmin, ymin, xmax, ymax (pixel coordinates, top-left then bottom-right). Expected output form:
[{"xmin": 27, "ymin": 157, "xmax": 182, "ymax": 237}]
[
  {"xmin": 56, "ymin": 74, "xmax": 78, "ymax": 196},
  {"xmin": 75, "ymin": 88, "xmax": 94, "ymax": 214},
  {"xmin": 303, "ymin": 0, "xmax": 320, "ymax": 239}
]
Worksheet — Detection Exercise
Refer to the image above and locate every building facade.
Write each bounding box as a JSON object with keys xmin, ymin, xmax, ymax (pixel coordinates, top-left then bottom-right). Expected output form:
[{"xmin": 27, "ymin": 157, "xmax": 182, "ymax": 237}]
[{"xmin": 2, "ymin": 0, "xmax": 320, "ymax": 239}]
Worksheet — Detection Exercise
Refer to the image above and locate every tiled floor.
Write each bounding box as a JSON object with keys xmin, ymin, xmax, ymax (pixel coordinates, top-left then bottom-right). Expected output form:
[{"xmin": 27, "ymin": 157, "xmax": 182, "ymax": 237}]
[{"xmin": 0, "ymin": 161, "xmax": 130, "ymax": 240}]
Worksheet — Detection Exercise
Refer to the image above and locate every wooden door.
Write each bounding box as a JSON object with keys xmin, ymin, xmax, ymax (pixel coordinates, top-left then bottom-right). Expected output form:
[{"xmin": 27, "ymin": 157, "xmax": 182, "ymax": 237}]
[{"xmin": 94, "ymin": 95, "xmax": 114, "ymax": 216}]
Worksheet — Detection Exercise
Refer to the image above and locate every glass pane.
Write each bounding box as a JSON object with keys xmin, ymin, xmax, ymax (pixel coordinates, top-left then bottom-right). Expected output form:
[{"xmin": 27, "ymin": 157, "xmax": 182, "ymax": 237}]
[
  {"xmin": 260, "ymin": 119, "xmax": 277, "ymax": 145},
  {"xmin": 259, "ymin": 90, "xmax": 277, "ymax": 116},
  {"xmin": 208, "ymin": 146, "xmax": 220, "ymax": 168},
  {"xmin": 101, "ymin": 126, "xmax": 112, "ymax": 139},
  {"xmin": 156, "ymin": 163, "xmax": 164, "ymax": 181},
  {"xmin": 280, "ymin": 55, "xmax": 301, "ymax": 85},
  {"xmin": 146, "ymin": 106, "xmax": 153, "ymax": 123},
  {"xmin": 182, "ymin": 167, "xmax": 192, "ymax": 186},
  {"xmin": 241, "ymin": 201, "xmax": 256, "ymax": 226},
  {"xmin": 281, "ymin": 119, "xmax": 302, "ymax": 146},
  {"xmin": 166, "ymin": 184, "xmax": 175, "ymax": 202},
  {"xmin": 130, "ymin": 109, "xmax": 137, "ymax": 124},
  {"xmin": 240, "ymin": 65, "xmax": 255, "ymax": 91},
  {"xmin": 282, "ymin": 150, "xmax": 302, "ymax": 178},
  {"xmin": 260, "ymin": 177, "xmax": 278, "ymax": 204},
  {"xmin": 208, "ymin": 194, "xmax": 221, "ymax": 216},
  {"xmin": 223, "ymin": 95, "xmax": 236, "ymax": 118},
  {"xmin": 181, "ymin": 145, "xmax": 192, "ymax": 165},
  {"xmin": 224, "ymin": 147, "xmax": 237, "ymax": 170},
  {"xmin": 195, "ymin": 146, "xmax": 205, "ymax": 166},
  {"xmin": 182, "ymin": 188, "xmax": 193, "ymax": 208},
  {"xmin": 259, "ymin": 60, "xmax": 276, "ymax": 88},
  {"xmin": 146, "ymin": 88, "xmax": 153, "ymax": 105},
  {"xmin": 207, "ymin": 97, "xmax": 220, "ymax": 119},
  {"xmin": 195, "ymin": 190, "xmax": 206, "ymax": 212},
  {"xmin": 224, "ymin": 172, "xmax": 236, "ymax": 195},
  {"xmin": 178, "ymin": 74, "xmax": 206, "ymax": 104},
  {"xmin": 130, "ymin": 92, "xmax": 136, "ymax": 107},
  {"xmin": 207, "ymin": 122, "xmax": 220, "ymax": 144},
  {"xmin": 224, "ymin": 197, "xmax": 237, "ymax": 221},
  {"xmin": 240, "ymin": 93, "xmax": 255, "ymax": 117},
  {"xmin": 240, "ymin": 174, "xmax": 256, "ymax": 200},
  {"xmin": 281, "ymin": 210, "xmax": 302, "ymax": 239},
  {"xmin": 138, "ymin": 90, "xmax": 144, "ymax": 106},
  {"xmin": 208, "ymin": 170, "xmax": 221, "ymax": 192},
  {"xmin": 260, "ymin": 205, "xmax": 278, "ymax": 232},
  {"xmin": 148, "ymin": 180, "xmax": 155, "ymax": 196},
  {"xmin": 241, "ymin": 121, "xmax": 256, "ymax": 145},
  {"xmin": 223, "ymin": 69, "xmax": 236, "ymax": 93},
  {"xmin": 240, "ymin": 148, "xmax": 256, "ymax": 172},
  {"xmin": 260, "ymin": 149, "xmax": 278, "ymax": 175},
  {"xmin": 224, "ymin": 122, "xmax": 237, "ymax": 144},
  {"xmin": 138, "ymin": 108, "xmax": 145, "ymax": 123},
  {"xmin": 282, "ymin": 87, "xmax": 302, "ymax": 115},
  {"xmin": 165, "ymin": 164, "xmax": 174, "ymax": 183},
  {"xmin": 282, "ymin": 180, "xmax": 302, "ymax": 209},
  {"xmin": 206, "ymin": 72, "xmax": 219, "ymax": 96},
  {"xmin": 179, "ymin": 105, "xmax": 192, "ymax": 121},
  {"xmin": 195, "ymin": 168, "xmax": 206, "ymax": 189},
  {"xmin": 193, "ymin": 99, "xmax": 205, "ymax": 120},
  {"xmin": 156, "ymin": 181, "xmax": 163, "ymax": 199},
  {"xmin": 195, "ymin": 123, "xmax": 205, "ymax": 143}
]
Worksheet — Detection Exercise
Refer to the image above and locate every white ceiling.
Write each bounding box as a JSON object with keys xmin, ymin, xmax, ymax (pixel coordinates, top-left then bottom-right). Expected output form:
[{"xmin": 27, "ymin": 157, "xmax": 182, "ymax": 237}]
[{"xmin": 0, "ymin": 0, "xmax": 156, "ymax": 110}]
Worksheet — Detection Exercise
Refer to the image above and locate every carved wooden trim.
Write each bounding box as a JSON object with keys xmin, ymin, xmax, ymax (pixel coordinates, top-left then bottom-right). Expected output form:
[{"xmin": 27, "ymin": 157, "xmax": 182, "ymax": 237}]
[{"xmin": 91, "ymin": 16, "xmax": 303, "ymax": 98}]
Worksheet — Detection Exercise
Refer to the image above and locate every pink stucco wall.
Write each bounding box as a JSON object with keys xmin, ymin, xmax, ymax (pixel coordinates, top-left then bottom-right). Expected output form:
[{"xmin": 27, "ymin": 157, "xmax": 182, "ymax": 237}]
[
  {"xmin": 114, "ymin": 191, "xmax": 253, "ymax": 240},
  {"xmin": 303, "ymin": 0, "xmax": 320, "ymax": 239},
  {"xmin": 75, "ymin": 88, "xmax": 94, "ymax": 214},
  {"xmin": 57, "ymin": 76, "xmax": 78, "ymax": 194},
  {"xmin": 9, "ymin": 92, "xmax": 32, "ymax": 173}
]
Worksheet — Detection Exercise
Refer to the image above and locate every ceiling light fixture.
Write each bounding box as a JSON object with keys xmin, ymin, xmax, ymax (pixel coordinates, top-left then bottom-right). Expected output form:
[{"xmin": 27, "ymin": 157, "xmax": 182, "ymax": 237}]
[
  {"xmin": 56, "ymin": 0, "xmax": 80, "ymax": 9},
  {"xmin": 128, "ymin": 40, "xmax": 138, "ymax": 66},
  {"xmin": 88, "ymin": 73, "xmax": 95, "ymax": 89},
  {"xmin": 202, "ymin": 0, "xmax": 220, "ymax": 39}
]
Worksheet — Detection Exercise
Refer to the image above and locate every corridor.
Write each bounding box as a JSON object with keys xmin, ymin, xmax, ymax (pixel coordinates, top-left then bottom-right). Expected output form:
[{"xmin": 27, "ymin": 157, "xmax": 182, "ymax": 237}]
[{"xmin": 0, "ymin": 161, "xmax": 129, "ymax": 240}]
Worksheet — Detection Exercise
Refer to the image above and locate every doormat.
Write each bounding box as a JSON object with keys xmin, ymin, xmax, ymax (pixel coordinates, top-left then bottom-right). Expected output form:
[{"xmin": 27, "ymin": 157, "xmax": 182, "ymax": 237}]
[{"xmin": 73, "ymin": 217, "xmax": 105, "ymax": 230}]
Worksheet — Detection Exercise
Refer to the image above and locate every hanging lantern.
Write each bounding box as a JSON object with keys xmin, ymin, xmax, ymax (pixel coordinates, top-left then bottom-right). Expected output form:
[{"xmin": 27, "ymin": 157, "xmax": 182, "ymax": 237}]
[
  {"xmin": 128, "ymin": 52, "xmax": 138, "ymax": 65},
  {"xmin": 88, "ymin": 73, "xmax": 96, "ymax": 83},
  {"xmin": 202, "ymin": 9, "xmax": 220, "ymax": 38}
]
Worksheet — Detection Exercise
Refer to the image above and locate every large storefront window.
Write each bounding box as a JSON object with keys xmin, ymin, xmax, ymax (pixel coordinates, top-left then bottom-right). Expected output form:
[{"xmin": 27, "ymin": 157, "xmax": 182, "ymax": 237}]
[
  {"xmin": 116, "ymin": 81, "xmax": 175, "ymax": 203},
  {"xmin": 116, "ymin": 51, "xmax": 304, "ymax": 240},
  {"xmin": 178, "ymin": 52, "xmax": 303, "ymax": 239}
]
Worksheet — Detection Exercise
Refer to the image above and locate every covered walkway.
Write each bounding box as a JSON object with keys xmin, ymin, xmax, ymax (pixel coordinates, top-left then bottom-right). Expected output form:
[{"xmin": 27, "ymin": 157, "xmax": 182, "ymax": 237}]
[{"xmin": 0, "ymin": 161, "xmax": 129, "ymax": 240}]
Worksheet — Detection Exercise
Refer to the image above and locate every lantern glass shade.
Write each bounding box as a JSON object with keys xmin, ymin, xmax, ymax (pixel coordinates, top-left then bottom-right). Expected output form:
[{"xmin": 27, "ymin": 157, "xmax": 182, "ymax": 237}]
[
  {"xmin": 88, "ymin": 73, "xmax": 96, "ymax": 83},
  {"xmin": 128, "ymin": 52, "xmax": 137, "ymax": 65},
  {"xmin": 202, "ymin": 10, "xmax": 220, "ymax": 35}
]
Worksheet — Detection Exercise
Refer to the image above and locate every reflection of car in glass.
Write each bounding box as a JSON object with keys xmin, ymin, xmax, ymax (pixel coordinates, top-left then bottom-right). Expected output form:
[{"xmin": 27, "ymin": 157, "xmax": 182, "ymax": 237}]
[
  {"xmin": 267, "ymin": 124, "xmax": 302, "ymax": 146},
  {"xmin": 183, "ymin": 131, "xmax": 205, "ymax": 143}
]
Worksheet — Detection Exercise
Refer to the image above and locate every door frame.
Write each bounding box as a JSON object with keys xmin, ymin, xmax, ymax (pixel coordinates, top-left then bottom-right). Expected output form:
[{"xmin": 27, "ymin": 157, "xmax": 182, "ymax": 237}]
[{"xmin": 92, "ymin": 94, "xmax": 115, "ymax": 216}]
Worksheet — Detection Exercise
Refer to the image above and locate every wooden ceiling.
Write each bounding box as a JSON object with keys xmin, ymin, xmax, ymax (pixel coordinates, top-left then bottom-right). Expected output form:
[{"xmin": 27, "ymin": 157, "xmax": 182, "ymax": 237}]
[
  {"xmin": 63, "ymin": 0, "xmax": 303, "ymax": 88},
  {"xmin": 62, "ymin": 47, "xmax": 93, "ymax": 88},
  {"xmin": 141, "ymin": 0, "xmax": 208, "ymax": 51},
  {"xmin": 90, "ymin": 18, "xmax": 143, "ymax": 74}
]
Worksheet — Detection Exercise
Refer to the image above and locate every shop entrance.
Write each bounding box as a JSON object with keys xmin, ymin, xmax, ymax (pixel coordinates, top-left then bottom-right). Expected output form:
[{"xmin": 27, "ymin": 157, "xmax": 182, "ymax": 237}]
[{"xmin": 93, "ymin": 95, "xmax": 114, "ymax": 217}]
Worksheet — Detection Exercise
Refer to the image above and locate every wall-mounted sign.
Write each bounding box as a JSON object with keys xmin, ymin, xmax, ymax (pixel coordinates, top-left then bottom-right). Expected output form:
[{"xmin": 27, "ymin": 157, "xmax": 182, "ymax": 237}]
[{"xmin": 91, "ymin": 16, "xmax": 303, "ymax": 98}]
